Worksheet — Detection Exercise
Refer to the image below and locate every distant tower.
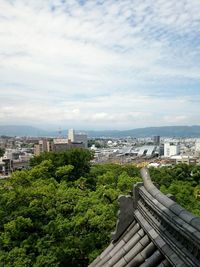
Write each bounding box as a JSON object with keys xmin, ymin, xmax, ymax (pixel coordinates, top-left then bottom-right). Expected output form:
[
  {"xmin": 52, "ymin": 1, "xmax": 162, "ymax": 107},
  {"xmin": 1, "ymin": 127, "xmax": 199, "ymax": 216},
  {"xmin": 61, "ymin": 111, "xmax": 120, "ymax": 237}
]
[
  {"xmin": 68, "ymin": 128, "xmax": 88, "ymax": 148},
  {"xmin": 153, "ymin": 136, "xmax": 160, "ymax": 146},
  {"xmin": 195, "ymin": 139, "xmax": 200, "ymax": 156},
  {"xmin": 58, "ymin": 127, "xmax": 62, "ymax": 138},
  {"xmin": 68, "ymin": 128, "xmax": 75, "ymax": 142}
]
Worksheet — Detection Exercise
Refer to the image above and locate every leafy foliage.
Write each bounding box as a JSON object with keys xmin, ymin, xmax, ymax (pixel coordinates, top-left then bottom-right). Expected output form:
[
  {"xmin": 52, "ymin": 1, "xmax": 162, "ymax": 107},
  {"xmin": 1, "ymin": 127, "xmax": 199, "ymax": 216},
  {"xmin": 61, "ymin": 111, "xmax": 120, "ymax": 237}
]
[
  {"xmin": 30, "ymin": 149, "xmax": 93, "ymax": 181},
  {"xmin": 0, "ymin": 150, "xmax": 141, "ymax": 266},
  {"xmin": 0, "ymin": 150, "xmax": 199, "ymax": 266},
  {"xmin": 149, "ymin": 163, "xmax": 200, "ymax": 216}
]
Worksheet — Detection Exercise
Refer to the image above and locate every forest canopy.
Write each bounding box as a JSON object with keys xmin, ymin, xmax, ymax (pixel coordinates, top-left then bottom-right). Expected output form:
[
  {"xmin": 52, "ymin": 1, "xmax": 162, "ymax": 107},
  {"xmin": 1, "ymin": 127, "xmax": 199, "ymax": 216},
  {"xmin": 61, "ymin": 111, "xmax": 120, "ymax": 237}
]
[{"xmin": 0, "ymin": 148, "xmax": 200, "ymax": 266}]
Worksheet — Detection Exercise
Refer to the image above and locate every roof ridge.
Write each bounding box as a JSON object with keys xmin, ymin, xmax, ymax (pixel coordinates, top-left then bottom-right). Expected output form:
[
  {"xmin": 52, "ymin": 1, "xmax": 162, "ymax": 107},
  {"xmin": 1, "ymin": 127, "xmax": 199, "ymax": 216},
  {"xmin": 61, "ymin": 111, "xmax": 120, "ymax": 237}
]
[
  {"xmin": 89, "ymin": 168, "xmax": 200, "ymax": 267},
  {"xmin": 140, "ymin": 167, "xmax": 200, "ymax": 231}
]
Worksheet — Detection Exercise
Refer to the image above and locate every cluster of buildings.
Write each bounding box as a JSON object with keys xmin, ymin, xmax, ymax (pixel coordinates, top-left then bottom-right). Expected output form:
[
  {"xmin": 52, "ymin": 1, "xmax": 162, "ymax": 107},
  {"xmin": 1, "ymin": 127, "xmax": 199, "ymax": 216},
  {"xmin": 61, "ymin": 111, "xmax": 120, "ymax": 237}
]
[
  {"xmin": 0, "ymin": 129, "xmax": 88, "ymax": 176},
  {"xmin": 163, "ymin": 138, "xmax": 200, "ymax": 165},
  {"xmin": 91, "ymin": 136, "xmax": 200, "ymax": 166},
  {"xmin": 34, "ymin": 129, "xmax": 87, "ymax": 155},
  {"xmin": 1, "ymin": 130, "xmax": 200, "ymax": 176},
  {"xmin": 0, "ymin": 148, "xmax": 33, "ymax": 176}
]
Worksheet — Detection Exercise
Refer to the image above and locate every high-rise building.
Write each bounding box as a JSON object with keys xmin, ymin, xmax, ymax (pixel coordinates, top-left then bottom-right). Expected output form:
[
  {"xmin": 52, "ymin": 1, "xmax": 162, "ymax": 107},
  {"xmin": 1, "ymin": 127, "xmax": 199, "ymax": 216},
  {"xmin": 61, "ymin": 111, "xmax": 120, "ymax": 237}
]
[
  {"xmin": 153, "ymin": 135, "xmax": 160, "ymax": 146},
  {"xmin": 68, "ymin": 129, "xmax": 87, "ymax": 148},
  {"xmin": 195, "ymin": 139, "xmax": 200, "ymax": 155},
  {"xmin": 68, "ymin": 128, "xmax": 75, "ymax": 142}
]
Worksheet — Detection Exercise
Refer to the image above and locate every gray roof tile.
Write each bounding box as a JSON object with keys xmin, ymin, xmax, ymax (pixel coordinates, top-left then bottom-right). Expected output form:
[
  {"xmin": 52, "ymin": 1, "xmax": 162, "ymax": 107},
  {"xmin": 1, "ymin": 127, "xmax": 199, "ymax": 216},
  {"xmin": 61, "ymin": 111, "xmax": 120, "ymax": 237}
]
[
  {"xmin": 123, "ymin": 222, "xmax": 140, "ymax": 243},
  {"xmin": 89, "ymin": 167, "xmax": 200, "ymax": 267},
  {"xmin": 139, "ymin": 250, "xmax": 163, "ymax": 267},
  {"xmin": 113, "ymin": 257, "xmax": 127, "ymax": 267},
  {"xmin": 157, "ymin": 259, "xmax": 172, "ymax": 267}
]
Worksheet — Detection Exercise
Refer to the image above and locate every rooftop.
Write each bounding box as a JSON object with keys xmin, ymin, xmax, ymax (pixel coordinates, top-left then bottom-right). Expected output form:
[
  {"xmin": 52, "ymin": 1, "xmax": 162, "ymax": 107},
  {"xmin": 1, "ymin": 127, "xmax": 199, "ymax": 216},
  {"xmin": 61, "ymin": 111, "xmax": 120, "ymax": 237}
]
[{"xmin": 89, "ymin": 167, "xmax": 200, "ymax": 267}]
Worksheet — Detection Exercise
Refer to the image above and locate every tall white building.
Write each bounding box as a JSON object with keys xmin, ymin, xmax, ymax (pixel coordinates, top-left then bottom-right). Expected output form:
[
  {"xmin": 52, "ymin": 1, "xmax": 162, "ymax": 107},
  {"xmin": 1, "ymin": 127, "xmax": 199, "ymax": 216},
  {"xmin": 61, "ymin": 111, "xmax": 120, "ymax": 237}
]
[
  {"xmin": 68, "ymin": 128, "xmax": 88, "ymax": 148},
  {"xmin": 164, "ymin": 142, "xmax": 180, "ymax": 157},
  {"xmin": 195, "ymin": 139, "xmax": 200, "ymax": 155},
  {"xmin": 68, "ymin": 129, "xmax": 75, "ymax": 142}
]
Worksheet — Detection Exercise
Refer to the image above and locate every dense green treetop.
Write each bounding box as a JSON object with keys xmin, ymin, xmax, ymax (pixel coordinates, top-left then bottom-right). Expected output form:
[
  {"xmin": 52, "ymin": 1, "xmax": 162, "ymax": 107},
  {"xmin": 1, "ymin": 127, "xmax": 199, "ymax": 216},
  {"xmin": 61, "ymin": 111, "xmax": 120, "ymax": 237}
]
[
  {"xmin": 0, "ymin": 149, "xmax": 199, "ymax": 266},
  {"xmin": 30, "ymin": 149, "xmax": 93, "ymax": 181},
  {"xmin": 0, "ymin": 150, "xmax": 141, "ymax": 266},
  {"xmin": 149, "ymin": 163, "xmax": 200, "ymax": 217}
]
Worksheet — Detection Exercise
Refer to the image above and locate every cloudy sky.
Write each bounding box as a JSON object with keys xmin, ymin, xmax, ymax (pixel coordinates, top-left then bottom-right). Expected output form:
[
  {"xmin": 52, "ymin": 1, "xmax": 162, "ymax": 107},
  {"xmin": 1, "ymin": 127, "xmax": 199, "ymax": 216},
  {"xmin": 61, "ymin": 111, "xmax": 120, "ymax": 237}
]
[{"xmin": 0, "ymin": 0, "xmax": 200, "ymax": 130}]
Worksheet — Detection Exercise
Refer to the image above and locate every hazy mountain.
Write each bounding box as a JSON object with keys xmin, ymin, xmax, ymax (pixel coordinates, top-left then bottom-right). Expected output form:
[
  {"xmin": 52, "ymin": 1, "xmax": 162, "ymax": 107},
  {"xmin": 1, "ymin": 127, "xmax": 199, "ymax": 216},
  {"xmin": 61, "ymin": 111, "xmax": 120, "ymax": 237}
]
[
  {"xmin": 86, "ymin": 126, "xmax": 200, "ymax": 138},
  {"xmin": 1, "ymin": 125, "xmax": 200, "ymax": 138},
  {"xmin": 0, "ymin": 125, "xmax": 49, "ymax": 137}
]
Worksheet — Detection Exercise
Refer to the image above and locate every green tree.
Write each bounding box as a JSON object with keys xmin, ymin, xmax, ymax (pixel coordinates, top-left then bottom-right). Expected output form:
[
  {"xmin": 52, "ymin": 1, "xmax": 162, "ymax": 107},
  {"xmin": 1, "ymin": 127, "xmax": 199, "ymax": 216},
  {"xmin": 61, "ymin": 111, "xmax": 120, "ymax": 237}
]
[
  {"xmin": 0, "ymin": 147, "xmax": 5, "ymax": 157},
  {"xmin": 2, "ymin": 153, "xmax": 199, "ymax": 266},
  {"xmin": 1, "ymin": 154, "xmax": 142, "ymax": 266},
  {"xmin": 30, "ymin": 148, "xmax": 93, "ymax": 181}
]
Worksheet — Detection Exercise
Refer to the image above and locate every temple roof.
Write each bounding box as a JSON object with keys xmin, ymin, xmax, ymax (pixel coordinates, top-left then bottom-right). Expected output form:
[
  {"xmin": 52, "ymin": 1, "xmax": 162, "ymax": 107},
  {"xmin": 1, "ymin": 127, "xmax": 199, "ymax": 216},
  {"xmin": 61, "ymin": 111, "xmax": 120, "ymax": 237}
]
[{"xmin": 89, "ymin": 167, "xmax": 200, "ymax": 267}]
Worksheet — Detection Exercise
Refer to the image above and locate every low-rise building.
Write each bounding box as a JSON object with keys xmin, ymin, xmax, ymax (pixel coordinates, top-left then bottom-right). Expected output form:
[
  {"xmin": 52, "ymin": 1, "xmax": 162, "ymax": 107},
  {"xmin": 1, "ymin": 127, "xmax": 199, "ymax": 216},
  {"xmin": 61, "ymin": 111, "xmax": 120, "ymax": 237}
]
[
  {"xmin": 171, "ymin": 155, "xmax": 197, "ymax": 165},
  {"xmin": 53, "ymin": 139, "xmax": 84, "ymax": 152}
]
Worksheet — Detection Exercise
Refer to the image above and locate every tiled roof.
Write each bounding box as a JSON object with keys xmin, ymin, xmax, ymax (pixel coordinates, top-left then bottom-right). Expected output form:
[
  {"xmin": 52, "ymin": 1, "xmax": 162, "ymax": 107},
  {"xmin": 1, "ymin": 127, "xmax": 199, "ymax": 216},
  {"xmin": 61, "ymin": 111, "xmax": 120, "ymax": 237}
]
[{"xmin": 89, "ymin": 167, "xmax": 200, "ymax": 267}]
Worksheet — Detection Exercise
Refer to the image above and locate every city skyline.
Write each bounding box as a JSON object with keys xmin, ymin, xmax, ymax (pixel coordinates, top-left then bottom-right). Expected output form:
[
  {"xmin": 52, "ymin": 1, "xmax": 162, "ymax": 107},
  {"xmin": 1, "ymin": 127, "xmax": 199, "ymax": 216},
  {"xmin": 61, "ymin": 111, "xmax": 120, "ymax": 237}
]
[{"xmin": 0, "ymin": 0, "xmax": 200, "ymax": 130}]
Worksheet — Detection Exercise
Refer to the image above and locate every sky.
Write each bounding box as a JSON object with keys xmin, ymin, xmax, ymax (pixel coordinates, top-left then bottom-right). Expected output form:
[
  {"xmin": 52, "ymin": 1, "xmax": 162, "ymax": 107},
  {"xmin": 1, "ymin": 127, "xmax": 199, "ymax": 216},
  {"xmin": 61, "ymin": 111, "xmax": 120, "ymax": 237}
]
[{"xmin": 0, "ymin": 0, "xmax": 200, "ymax": 131}]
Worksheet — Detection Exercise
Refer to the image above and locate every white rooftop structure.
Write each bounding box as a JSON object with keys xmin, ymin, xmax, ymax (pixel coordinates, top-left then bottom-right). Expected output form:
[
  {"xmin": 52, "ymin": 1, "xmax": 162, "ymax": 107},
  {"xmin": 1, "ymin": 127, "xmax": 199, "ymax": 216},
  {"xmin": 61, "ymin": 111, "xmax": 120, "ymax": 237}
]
[
  {"xmin": 53, "ymin": 138, "xmax": 68, "ymax": 144},
  {"xmin": 137, "ymin": 145, "xmax": 157, "ymax": 156}
]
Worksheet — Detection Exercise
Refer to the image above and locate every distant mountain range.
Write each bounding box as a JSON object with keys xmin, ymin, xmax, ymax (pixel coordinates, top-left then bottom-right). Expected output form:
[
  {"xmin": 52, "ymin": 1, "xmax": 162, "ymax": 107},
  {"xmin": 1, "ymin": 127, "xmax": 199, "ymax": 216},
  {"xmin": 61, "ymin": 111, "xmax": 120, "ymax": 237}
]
[
  {"xmin": 91, "ymin": 126, "xmax": 200, "ymax": 138},
  {"xmin": 0, "ymin": 125, "xmax": 50, "ymax": 137},
  {"xmin": 1, "ymin": 125, "xmax": 200, "ymax": 138}
]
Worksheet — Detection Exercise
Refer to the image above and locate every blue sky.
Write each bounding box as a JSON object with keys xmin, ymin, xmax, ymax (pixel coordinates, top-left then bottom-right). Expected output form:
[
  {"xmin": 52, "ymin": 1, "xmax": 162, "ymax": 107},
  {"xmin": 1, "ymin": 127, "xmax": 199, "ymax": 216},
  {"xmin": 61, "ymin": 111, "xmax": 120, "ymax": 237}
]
[{"xmin": 0, "ymin": 0, "xmax": 200, "ymax": 130}]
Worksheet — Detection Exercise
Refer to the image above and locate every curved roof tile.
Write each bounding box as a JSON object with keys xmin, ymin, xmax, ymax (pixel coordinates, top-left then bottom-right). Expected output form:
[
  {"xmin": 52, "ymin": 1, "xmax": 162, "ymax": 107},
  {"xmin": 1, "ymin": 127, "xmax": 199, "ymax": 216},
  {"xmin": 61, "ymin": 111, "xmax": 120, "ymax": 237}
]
[{"xmin": 89, "ymin": 167, "xmax": 200, "ymax": 267}]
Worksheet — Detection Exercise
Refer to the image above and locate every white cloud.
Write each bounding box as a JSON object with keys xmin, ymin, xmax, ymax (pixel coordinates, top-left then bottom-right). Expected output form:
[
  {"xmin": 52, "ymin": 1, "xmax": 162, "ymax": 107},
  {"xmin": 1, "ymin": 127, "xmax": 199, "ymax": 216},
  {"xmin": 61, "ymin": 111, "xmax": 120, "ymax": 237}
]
[
  {"xmin": 0, "ymin": 91, "xmax": 198, "ymax": 129},
  {"xmin": 163, "ymin": 115, "xmax": 189, "ymax": 124},
  {"xmin": 0, "ymin": 0, "xmax": 200, "ymax": 129}
]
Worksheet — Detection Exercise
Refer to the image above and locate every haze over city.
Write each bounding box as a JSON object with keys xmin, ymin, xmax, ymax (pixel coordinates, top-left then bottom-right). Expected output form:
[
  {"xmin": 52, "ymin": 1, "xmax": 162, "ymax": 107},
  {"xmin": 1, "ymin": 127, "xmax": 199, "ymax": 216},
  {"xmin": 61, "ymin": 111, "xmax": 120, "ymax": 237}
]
[{"xmin": 0, "ymin": 0, "xmax": 200, "ymax": 130}]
